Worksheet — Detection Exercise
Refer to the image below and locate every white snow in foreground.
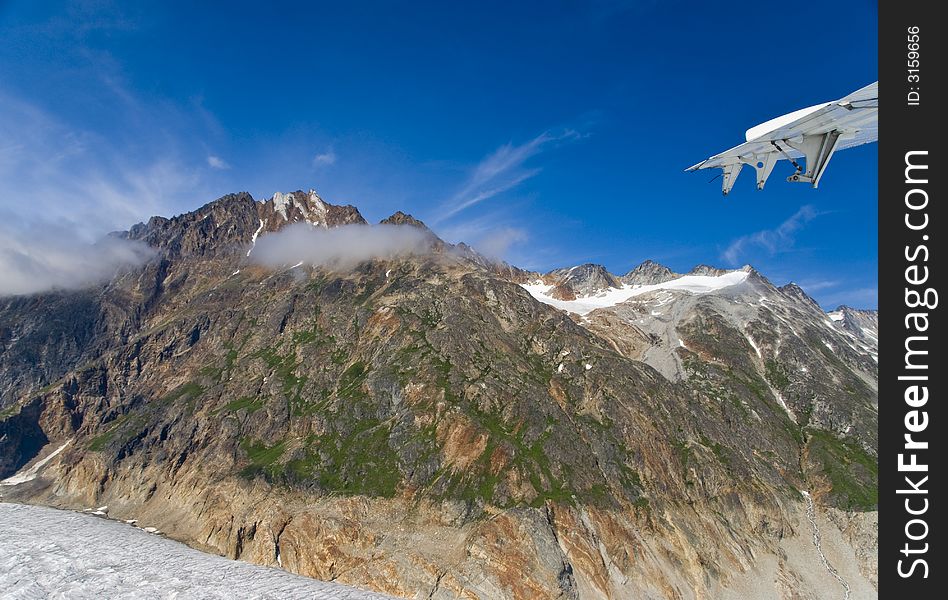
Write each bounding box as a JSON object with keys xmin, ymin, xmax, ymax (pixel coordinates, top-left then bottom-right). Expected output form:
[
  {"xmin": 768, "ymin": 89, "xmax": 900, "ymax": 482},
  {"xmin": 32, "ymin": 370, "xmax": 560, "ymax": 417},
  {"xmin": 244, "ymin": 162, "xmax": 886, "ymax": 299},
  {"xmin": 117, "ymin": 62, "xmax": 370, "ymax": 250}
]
[
  {"xmin": 0, "ymin": 440, "xmax": 72, "ymax": 486},
  {"xmin": 521, "ymin": 271, "xmax": 750, "ymax": 316},
  {"xmin": 827, "ymin": 311, "xmax": 844, "ymax": 322},
  {"xmin": 0, "ymin": 503, "xmax": 394, "ymax": 600}
]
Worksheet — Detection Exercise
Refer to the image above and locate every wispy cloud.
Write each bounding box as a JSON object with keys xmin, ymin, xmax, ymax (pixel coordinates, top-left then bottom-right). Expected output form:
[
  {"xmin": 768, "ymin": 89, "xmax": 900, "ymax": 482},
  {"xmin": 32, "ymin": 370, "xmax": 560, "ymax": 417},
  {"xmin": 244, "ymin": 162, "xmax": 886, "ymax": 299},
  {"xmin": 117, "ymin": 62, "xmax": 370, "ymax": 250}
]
[
  {"xmin": 721, "ymin": 205, "xmax": 820, "ymax": 265},
  {"xmin": 437, "ymin": 212, "xmax": 530, "ymax": 260},
  {"xmin": 794, "ymin": 279, "xmax": 840, "ymax": 293},
  {"xmin": 426, "ymin": 127, "xmax": 588, "ymax": 264},
  {"xmin": 249, "ymin": 222, "xmax": 431, "ymax": 270},
  {"xmin": 0, "ymin": 92, "xmax": 205, "ymax": 232},
  {"xmin": 0, "ymin": 80, "xmax": 214, "ymax": 296},
  {"xmin": 435, "ymin": 129, "xmax": 584, "ymax": 223},
  {"xmin": 312, "ymin": 149, "xmax": 337, "ymax": 167},
  {"xmin": 207, "ymin": 155, "xmax": 230, "ymax": 170}
]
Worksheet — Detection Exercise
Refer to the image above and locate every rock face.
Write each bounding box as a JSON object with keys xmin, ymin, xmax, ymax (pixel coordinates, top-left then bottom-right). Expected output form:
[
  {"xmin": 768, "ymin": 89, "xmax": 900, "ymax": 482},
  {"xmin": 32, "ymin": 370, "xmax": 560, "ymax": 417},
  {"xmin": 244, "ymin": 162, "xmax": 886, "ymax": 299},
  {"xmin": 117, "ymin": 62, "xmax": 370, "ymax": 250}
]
[
  {"xmin": 621, "ymin": 260, "xmax": 677, "ymax": 286},
  {"xmin": 1, "ymin": 191, "xmax": 878, "ymax": 599},
  {"xmin": 684, "ymin": 264, "xmax": 732, "ymax": 277},
  {"xmin": 828, "ymin": 306, "xmax": 879, "ymax": 359},
  {"xmin": 543, "ymin": 264, "xmax": 622, "ymax": 300}
]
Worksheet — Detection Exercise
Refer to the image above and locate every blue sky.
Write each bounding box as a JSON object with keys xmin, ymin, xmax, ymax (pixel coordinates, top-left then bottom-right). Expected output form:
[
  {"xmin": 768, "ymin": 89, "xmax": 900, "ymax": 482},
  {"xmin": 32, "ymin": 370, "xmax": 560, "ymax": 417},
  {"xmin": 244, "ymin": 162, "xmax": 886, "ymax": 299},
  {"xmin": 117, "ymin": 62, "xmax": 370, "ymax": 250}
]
[{"xmin": 0, "ymin": 0, "xmax": 878, "ymax": 308}]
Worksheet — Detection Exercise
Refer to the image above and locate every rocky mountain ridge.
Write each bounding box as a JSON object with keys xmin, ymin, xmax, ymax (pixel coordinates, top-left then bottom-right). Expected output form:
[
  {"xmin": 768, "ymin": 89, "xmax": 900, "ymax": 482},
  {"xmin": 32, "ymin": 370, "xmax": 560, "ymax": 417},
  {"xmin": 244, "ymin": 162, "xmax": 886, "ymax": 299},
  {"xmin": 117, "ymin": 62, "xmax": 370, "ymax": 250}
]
[
  {"xmin": 828, "ymin": 306, "xmax": 878, "ymax": 355},
  {"xmin": 1, "ymin": 190, "xmax": 879, "ymax": 599}
]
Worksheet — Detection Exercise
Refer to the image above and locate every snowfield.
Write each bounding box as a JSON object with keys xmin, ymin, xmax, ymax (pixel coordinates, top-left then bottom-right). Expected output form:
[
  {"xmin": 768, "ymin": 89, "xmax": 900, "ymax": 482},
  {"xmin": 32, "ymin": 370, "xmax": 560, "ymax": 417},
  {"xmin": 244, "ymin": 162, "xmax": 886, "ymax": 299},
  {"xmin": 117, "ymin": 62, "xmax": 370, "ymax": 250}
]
[
  {"xmin": 0, "ymin": 503, "xmax": 395, "ymax": 599},
  {"xmin": 521, "ymin": 270, "xmax": 750, "ymax": 315}
]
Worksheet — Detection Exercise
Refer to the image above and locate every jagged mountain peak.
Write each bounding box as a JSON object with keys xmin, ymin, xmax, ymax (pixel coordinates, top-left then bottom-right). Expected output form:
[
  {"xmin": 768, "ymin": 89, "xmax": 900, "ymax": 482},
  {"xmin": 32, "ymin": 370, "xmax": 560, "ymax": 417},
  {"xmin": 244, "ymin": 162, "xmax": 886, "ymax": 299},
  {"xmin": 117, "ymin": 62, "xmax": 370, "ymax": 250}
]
[
  {"xmin": 828, "ymin": 305, "xmax": 879, "ymax": 355},
  {"xmin": 122, "ymin": 189, "xmax": 370, "ymax": 260},
  {"xmin": 261, "ymin": 189, "xmax": 366, "ymax": 229},
  {"xmin": 832, "ymin": 305, "xmax": 877, "ymax": 316},
  {"xmin": 543, "ymin": 263, "xmax": 621, "ymax": 299},
  {"xmin": 778, "ymin": 282, "xmax": 821, "ymax": 309},
  {"xmin": 737, "ymin": 264, "xmax": 776, "ymax": 287},
  {"xmin": 548, "ymin": 262, "xmax": 616, "ymax": 278},
  {"xmin": 379, "ymin": 211, "xmax": 430, "ymax": 230},
  {"xmin": 124, "ymin": 191, "xmax": 261, "ymax": 258},
  {"xmin": 622, "ymin": 260, "xmax": 677, "ymax": 285},
  {"xmin": 378, "ymin": 210, "xmax": 450, "ymax": 255},
  {"xmin": 127, "ymin": 192, "xmax": 256, "ymax": 237}
]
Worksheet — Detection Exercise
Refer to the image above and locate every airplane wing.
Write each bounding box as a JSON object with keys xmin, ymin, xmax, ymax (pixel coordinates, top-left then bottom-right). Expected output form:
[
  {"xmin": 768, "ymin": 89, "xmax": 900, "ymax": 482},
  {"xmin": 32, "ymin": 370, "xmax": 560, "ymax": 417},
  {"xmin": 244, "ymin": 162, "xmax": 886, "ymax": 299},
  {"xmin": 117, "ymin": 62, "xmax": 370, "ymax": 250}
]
[{"xmin": 687, "ymin": 82, "xmax": 877, "ymax": 195}]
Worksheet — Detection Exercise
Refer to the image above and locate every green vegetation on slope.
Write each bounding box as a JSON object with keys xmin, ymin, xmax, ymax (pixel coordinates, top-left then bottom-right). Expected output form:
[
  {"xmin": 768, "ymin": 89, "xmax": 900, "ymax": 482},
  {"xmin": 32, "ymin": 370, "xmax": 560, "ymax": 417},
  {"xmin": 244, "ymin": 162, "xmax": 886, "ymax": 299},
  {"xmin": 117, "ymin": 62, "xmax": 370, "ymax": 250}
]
[{"xmin": 805, "ymin": 429, "xmax": 878, "ymax": 511}]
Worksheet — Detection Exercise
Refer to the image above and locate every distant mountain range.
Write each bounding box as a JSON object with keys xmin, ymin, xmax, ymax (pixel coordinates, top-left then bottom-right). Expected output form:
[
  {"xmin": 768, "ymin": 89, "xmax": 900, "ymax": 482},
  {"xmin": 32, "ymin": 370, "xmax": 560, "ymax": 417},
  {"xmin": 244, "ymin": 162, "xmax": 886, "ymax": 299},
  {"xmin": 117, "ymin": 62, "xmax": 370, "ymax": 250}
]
[{"xmin": 1, "ymin": 190, "xmax": 878, "ymax": 599}]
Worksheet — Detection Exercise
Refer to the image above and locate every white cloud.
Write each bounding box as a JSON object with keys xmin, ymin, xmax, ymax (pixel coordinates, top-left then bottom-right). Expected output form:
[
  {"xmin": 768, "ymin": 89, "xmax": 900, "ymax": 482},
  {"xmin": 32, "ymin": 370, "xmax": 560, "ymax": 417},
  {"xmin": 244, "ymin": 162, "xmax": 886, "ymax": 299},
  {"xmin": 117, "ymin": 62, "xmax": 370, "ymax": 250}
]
[
  {"xmin": 0, "ymin": 220, "xmax": 154, "ymax": 296},
  {"xmin": 249, "ymin": 222, "xmax": 430, "ymax": 270},
  {"xmin": 207, "ymin": 155, "xmax": 230, "ymax": 170},
  {"xmin": 474, "ymin": 227, "xmax": 529, "ymax": 259},
  {"xmin": 721, "ymin": 205, "xmax": 819, "ymax": 265},
  {"xmin": 436, "ymin": 129, "xmax": 583, "ymax": 223},
  {"xmin": 312, "ymin": 150, "xmax": 336, "ymax": 167},
  {"xmin": 438, "ymin": 213, "xmax": 530, "ymax": 261}
]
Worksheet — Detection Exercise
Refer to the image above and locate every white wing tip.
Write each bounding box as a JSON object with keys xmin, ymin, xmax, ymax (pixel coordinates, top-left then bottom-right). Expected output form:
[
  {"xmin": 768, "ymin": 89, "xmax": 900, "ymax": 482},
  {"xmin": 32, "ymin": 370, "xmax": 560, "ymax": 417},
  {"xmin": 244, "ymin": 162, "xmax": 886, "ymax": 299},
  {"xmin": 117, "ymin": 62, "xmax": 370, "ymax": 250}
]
[{"xmin": 685, "ymin": 160, "xmax": 708, "ymax": 172}]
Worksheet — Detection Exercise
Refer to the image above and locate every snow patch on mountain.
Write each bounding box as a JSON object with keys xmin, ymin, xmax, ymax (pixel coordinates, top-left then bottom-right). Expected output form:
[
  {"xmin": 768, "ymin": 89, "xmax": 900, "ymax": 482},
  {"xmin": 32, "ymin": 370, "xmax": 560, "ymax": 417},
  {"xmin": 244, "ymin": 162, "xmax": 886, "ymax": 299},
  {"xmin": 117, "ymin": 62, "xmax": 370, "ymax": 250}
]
[
  {"xmin": 247, "ymin": 219, "xmax": 265, "ymax": 257},
  {"xmin": 522, "ymin": 270, "xmax": 751, "ymax": 316},
  {"xmin": 271, "ymin": 190, "xmax": 330, "ymax": 227},
  {"xmin": 746, "ymin": 334, "xmax": 762, "ymax": 359},
  {"xmin": 1, "ymin": 440, "xmax": 72, "ymax": 486}
]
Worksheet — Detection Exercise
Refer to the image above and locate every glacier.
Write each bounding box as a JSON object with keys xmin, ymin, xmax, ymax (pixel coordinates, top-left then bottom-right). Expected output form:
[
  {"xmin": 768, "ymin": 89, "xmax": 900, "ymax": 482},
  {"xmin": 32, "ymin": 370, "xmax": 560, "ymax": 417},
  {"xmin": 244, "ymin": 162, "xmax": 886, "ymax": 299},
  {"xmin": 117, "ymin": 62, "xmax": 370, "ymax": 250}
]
[{"xmin": 0, "ymin": 503, "xmax": 395, "ymax": 599}]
